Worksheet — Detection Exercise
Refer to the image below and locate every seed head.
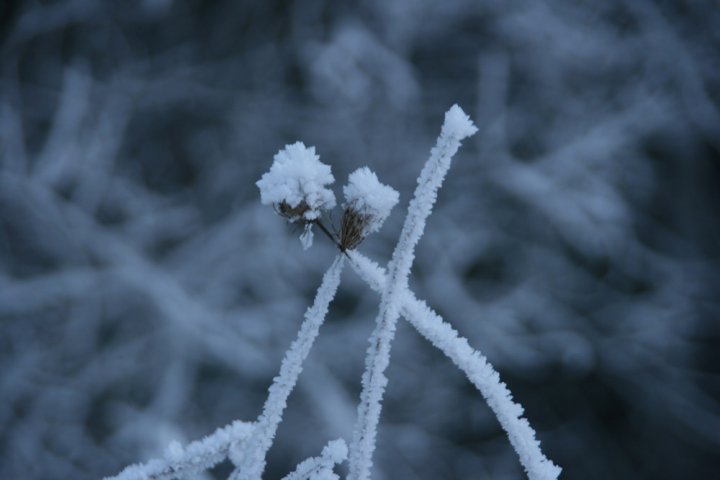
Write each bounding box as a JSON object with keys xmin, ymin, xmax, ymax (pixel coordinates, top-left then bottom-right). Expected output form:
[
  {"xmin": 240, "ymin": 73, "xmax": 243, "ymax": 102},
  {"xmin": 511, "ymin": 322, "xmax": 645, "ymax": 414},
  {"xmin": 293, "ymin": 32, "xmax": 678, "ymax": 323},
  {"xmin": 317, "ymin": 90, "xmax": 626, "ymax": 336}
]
[
  {"xmin": 257, "ymin": 142, "xmax": 336, "ymax": 222},
  {"xmin": 340, "ymin": 167, "xmax": 399, "ymax": 250}
]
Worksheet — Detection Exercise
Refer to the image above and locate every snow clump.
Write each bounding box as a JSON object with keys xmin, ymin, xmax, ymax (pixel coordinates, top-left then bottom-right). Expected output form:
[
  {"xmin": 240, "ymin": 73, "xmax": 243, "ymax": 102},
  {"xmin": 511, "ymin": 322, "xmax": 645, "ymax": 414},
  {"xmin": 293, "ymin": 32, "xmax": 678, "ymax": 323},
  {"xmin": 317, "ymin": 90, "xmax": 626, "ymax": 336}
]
[
  {"xmin": 257, "ymin": 142, "xmax": 336, "ymax": 249},
  {"xmin": 256, "ymin": 142, "xmax": 336, "ymax": 222},
  {"xmin": 341, "ymin": 167, "xmax": 399, "ymax": 248}
]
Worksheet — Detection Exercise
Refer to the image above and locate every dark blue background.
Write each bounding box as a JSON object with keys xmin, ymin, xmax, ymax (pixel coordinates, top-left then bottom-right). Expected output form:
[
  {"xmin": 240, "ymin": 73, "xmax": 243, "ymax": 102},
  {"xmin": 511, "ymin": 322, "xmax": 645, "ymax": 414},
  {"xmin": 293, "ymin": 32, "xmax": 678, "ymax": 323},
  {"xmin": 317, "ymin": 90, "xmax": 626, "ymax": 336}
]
[{"xmin": 1, "ymin": 1, "xmax": 719, "ymax": 478}]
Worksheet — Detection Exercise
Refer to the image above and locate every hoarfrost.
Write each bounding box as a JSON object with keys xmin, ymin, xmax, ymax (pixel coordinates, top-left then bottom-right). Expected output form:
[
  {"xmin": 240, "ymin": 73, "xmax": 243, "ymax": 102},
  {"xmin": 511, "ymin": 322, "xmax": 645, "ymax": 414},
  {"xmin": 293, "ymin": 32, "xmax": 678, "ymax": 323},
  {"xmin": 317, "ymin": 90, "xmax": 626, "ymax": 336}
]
[
  {"xmin": 281, "ymin": 439, "xmax": 348, "ymax": 480},
  {"xmin": 232, "ymin": 256, "xmax": 346, "ymax": 480},
  {"xmin": 300, "ymin": 223, "xmax": 315, "ymax": 250},
  {"xmin": 343, "ymin": 167, "xmax": 399, "ymax": 236},
  {"xmin": 347, "ymin": 251, "xmax": 562, "ymax": 480},
  {"xmin": 256, "ymin": 142, "xmax": 336, "ymax": 222},
  {"xmin": 348, "ymin": 105, "xmax": 478, "ymax": 480},
  {"xmin": 104, "ymin": 421, "xmax": 254, "ymax": 480}
]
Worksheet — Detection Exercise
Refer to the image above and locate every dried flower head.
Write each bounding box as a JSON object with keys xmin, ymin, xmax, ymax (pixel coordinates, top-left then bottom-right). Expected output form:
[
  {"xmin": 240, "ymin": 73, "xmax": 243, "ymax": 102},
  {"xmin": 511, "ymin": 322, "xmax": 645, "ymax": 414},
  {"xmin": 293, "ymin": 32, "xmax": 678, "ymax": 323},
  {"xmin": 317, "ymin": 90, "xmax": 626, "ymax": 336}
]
[
  {"xmin": 256, "ymin": 142, "xmax": 336, "ymax": 222},
  {"xmin": 257, "ymin": 142, "xmax": 337, "ymax": 249},
  {"xmin": 340, "ymin": 167, "xmax": 399, "ymax": 250}
]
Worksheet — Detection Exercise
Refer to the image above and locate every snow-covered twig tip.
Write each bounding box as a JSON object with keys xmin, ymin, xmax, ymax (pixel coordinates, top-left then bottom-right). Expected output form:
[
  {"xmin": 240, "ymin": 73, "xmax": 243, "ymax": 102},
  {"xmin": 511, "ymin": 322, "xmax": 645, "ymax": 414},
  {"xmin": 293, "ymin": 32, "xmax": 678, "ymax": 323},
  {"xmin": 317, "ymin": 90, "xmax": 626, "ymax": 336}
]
[{"xmin": 442, "ymin": 104, "xmax": 479, "ymax": 140}]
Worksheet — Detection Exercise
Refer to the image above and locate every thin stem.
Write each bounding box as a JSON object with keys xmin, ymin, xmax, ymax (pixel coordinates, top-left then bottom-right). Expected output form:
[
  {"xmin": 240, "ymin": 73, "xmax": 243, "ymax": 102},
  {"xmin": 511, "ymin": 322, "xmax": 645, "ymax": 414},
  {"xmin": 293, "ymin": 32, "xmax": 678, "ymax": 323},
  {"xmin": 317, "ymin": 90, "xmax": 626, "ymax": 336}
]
[
  {"xmin": 314, "ymin": 219, "xmax": 353, "ymax": 259},
  {"xmin": 230, "ymin": 255, "xmax": 345, "ymax": 480},
  {"xmin": 348, "ymin": 105, "xmax": 477, "ymax": 480},
  {"xmin": 313, "ymin": 219, "xmax": 343, "ymax": 250}
]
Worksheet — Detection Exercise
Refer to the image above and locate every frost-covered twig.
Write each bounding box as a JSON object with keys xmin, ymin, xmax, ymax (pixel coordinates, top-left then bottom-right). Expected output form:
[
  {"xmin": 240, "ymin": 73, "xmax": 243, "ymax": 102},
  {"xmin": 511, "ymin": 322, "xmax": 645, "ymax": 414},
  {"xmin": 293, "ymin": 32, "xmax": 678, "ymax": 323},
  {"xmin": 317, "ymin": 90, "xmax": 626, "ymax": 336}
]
[
  {"xmin": 348, "ymin": 105, "xmax": 478, "ymax": 480},
  {"xmin": 232, "ymin": 256, "xmax": 345, "ymax": 480},
  {"xmin": 347, "ymin": 251, "xmax": 561, "ymax": 480},
  {"xmin": 281, "ymin": 439, "xmax": 348, "ymax": 480},
  {"xmin": 104, "ymin": 420, "xmax": 254, "ymax": 480}
]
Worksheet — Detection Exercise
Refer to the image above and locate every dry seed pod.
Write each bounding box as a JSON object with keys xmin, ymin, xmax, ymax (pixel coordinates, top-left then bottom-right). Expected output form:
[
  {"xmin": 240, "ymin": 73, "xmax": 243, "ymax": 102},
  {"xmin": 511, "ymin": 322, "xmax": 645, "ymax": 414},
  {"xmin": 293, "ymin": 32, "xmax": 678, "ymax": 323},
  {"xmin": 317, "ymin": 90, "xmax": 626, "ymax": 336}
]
[
  {"xmin": 340, "ymin": 207, "xmax": 370, "ymax": 251},
  {"xmin": 257, "ymin": 142, "xmax": 336, "ymax": 248},
  {"xmin": 340, "ymin": 167, "xmax": 399, "ymax": 250}
]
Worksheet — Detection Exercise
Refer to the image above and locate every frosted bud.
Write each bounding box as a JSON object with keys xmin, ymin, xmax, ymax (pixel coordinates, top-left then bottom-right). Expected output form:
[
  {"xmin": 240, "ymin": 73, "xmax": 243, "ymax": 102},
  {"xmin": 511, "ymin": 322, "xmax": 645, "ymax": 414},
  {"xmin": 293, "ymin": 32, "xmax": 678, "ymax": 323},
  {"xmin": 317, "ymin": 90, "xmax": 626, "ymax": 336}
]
[
  {"xmin": 256, "ymin": 142, "xmax": 336, "ymax": 222},
  {"xmin": 257, "ymin": 142, "xmax": 336, "ymax": 249},
  {"xmin": 340, "ymin": 167, "xmax": 399, "ymax": 250}
]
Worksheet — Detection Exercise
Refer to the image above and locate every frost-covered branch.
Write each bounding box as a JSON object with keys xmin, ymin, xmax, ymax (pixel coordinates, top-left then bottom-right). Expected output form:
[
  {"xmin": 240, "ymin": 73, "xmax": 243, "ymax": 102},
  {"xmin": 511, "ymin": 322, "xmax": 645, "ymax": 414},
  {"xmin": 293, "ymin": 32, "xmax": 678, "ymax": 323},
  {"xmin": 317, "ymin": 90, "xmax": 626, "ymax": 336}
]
[
  {"xmin": 347, "ymin": 251, "xmax": 561, "ymax": 480},
  {"xmin": 281, "ymin": 439, "xmax": 348, "ymax": 480},
  {"xmin": 232, "ymin": 256, "xmax": 346, "ymax": 480},
  {"xmin": 348, "ymin": 105, "xmax": 478, "ymax": 480},
  {"xmin": 104, "ymin": 420, "xmax": 254, "ymax": 480}
]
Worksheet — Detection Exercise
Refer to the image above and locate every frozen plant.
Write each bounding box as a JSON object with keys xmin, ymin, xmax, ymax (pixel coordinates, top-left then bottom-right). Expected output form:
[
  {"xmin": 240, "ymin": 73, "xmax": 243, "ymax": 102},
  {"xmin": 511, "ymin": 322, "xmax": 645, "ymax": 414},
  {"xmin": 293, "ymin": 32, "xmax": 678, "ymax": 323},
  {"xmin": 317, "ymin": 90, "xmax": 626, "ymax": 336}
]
[
  {"xmin": 107, "ymin": 105, "xmax": 560, "ymax": 480},
  {"xmin": 256, "ymin": 141, "xmax": 337, "ymax": 249},
  {"xmin": 340, "ymin": 167, "xmax": 400, "ymax": 250}
]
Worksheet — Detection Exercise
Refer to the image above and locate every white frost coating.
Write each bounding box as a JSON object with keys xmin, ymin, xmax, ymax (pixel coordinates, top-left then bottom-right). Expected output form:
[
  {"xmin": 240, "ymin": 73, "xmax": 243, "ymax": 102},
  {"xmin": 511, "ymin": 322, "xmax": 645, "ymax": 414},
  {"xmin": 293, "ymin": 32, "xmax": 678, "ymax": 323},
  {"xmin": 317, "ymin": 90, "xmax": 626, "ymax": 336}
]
[
  {"xmin": 164, "ymin": 441, "xmax": 184, "ymax": 463},
  {"xmin": 232, "ymin": 256, "xmax": 345, "ymax": 480},
  {"xmin": 281, "ymin": 439, "xmax": 348, "ymax": 480},
  {"xmin": 444, "ymin": 104, "xmax": 479, "ymax": 139},
  {"xmin": 104, "ymin": 420, "xmax": 254, "ymax": 480},
  {"xmin": 343, "ymin": 167, "xmax": 399, "ymax": 235},
  {"xmin": 347, "ymin": 251, "xmax": 561, "ymax": 480},
  {"xmin": 322, "ymin": 438, "xmax": 349, "ymax": 464},
  {"xmin": 348, "ymin": 105, "xmax": 478, "ymax": 480},
  {"xmin": 256, "ymin": 141, "xmax": 336, "ymax": 221},
  {"xmin": 300, "ymin": 223, "xmax": 315, "ymax": 250}
]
